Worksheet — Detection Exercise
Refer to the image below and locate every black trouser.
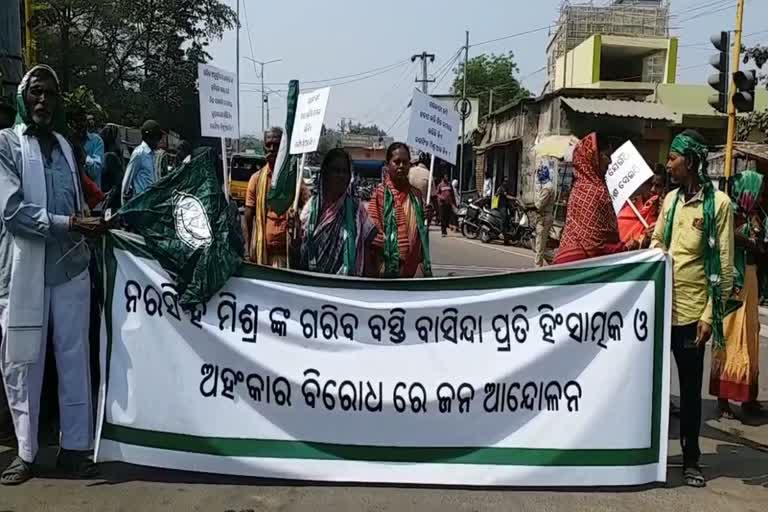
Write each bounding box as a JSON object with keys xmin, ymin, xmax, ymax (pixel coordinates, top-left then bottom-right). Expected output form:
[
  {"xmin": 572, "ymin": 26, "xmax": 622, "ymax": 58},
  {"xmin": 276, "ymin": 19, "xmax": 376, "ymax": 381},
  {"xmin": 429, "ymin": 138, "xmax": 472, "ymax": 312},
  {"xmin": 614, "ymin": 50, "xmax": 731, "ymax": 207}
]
[
  {"xmin": 672, "ymin": 323, "xmax": 706, "ymax": 469},
  {"xmin": 439, "ymin": 203, "xmax": 452, "ymax": 235}
]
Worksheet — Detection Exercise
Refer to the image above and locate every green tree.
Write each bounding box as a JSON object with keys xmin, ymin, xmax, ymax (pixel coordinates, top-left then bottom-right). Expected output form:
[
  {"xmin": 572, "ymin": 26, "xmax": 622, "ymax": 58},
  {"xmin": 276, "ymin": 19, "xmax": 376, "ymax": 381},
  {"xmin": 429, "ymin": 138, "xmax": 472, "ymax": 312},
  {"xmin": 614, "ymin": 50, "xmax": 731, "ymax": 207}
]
[
  {"xmin": 451, "ymin": 52, "xmax": 530, "ymax": 117},
  {"xmin": 736, "ymin": 43, "xmax": 768, "ymax": 142},
  {"xmin": 239, "ymin": 135, "xmax": 263, "ymax": 153},
  {"xmin": 31, "ymin": 0, "xmax": 237, "ymax": 139}
]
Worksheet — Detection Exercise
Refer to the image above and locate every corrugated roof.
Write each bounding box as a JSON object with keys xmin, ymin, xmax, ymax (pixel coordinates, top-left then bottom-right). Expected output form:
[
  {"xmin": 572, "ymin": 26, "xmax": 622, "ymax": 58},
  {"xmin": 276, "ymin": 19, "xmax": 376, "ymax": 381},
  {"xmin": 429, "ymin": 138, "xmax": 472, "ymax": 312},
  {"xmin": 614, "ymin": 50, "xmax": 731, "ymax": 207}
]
[{"xmin": 561, "ymin": 97, "xmax": 677, "ymax": 121}]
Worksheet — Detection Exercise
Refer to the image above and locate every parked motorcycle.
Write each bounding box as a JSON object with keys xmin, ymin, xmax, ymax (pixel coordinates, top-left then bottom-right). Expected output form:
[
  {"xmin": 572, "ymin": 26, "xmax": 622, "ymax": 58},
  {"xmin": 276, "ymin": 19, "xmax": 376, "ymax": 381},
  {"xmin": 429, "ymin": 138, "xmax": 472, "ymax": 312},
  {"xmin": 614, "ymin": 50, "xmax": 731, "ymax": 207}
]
[
  {"xmin": 478, "ymin": 199, "xmax": 533, "ymax": 247},
  {"xmin": 458, "ymin": 197, "xmax": 488, "ymax": 239}
]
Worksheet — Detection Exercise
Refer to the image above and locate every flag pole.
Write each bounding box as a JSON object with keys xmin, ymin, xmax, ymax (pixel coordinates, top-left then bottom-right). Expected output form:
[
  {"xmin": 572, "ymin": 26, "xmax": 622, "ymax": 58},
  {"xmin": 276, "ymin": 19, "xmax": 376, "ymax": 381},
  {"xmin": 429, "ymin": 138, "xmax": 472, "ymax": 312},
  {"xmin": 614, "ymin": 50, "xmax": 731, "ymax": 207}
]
[
  {"xmin": 221, "ymin": 137, "xmax": 230, "ymax": 200},
  {"xmin": 286, "ymin": 153, "xmax": 307, "ymax": 267}
]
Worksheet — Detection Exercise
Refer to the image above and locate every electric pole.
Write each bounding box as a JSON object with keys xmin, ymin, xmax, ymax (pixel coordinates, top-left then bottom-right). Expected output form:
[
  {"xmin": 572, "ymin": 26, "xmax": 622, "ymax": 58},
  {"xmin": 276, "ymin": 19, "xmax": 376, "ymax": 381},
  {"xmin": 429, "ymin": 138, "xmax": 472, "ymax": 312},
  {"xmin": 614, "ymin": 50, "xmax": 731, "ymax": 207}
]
[
  {"xmin": 489, "ymin": 88, "xmax": 494, "ymax": 116},
  {"xmin": 411, "ymin": 52, "xmax": 435, "ymax": 94},
  {"xmin": 724, "ymin": 0, "xmax": 746, "ymax": 181},
  {"xmin": 459, "ymin": 30, "xmax": 469, "ymax": 200}
]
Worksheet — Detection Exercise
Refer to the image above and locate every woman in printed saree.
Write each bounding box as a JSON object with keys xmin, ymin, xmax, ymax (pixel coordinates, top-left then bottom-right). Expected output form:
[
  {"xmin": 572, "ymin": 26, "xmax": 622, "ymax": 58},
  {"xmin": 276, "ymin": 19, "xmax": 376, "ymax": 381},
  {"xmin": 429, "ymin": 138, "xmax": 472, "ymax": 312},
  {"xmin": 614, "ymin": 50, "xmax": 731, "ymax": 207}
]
[
  {"xmin": 296, "ymin": 148, "xmax": 377, "ymax": 276},
  {"xmin": 711, "ymin": 169, "xmax": 765, "ymax": 419},
  {"xmin": 368, "ymin": 142, "xmax": 432, "ymax": 278},
  {"xmin": 553, "ymin": 133, "xmax": 638, "ymax": 265}
]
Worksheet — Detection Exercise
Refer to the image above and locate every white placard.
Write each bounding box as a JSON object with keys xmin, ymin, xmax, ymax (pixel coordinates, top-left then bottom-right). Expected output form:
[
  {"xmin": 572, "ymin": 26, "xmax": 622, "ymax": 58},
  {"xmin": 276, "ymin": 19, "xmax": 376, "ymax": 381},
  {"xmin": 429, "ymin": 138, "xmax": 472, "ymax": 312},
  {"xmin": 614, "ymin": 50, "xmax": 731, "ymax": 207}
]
[
  {"xmin": 290, "ymin": 87, "xmax": 331, "ymax": 155},
  {"xmin": 606, "ymin": 141, "xmax": 654, "ymax": 214},
  {"xmin": 406, "ymin": 89, "xmax": 459, "ymax": 165},
  {"xmin": 96, "ymin": 233, "xmax": 671, "ymax": 488},
  {"xmin": 198, "ymin": 64, "xmax": 239, "ymax": 139}
]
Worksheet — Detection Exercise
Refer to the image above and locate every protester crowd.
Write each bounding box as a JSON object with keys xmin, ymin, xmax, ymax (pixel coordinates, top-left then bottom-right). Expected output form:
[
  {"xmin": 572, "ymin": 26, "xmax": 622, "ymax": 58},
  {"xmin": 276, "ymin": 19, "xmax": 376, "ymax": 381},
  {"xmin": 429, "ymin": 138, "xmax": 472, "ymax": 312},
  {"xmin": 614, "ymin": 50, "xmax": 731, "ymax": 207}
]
[{"xmin": 0, "ymin": 63, "xmax": 764, "ymax": 490}]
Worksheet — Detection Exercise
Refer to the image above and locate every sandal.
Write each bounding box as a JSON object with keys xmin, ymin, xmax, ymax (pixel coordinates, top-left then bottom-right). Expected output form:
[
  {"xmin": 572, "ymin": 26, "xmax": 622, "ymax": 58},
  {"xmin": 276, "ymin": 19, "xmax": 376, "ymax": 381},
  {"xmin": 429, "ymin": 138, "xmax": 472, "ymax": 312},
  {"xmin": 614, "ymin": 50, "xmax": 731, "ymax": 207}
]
[
  {"xmin": 1, "ymin": 456, "xmax": 33, "ymax": 486},
  {"xmin": 683, "ymin": 467, "xmax": 706, "ymax": 488},
  {"xmin": 56, "ymin": 449, "xmax": 99, "ymax": 479}
]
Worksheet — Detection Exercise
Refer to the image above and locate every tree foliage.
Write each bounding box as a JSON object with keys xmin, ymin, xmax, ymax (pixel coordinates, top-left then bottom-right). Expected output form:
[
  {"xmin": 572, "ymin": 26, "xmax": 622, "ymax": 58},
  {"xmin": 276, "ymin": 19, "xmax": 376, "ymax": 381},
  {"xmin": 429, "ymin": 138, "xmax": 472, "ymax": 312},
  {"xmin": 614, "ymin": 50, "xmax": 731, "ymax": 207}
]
[
  {"xmin": 451, "ymin": 52, "xmax": 530, "ymax": 117},
  {"xmin": 31, "ymin": 0, "xmax": 237, "ymax": 139},
  {"xmin": 737, "ymin": 43, "xmax": 768, "ymax": 142},
  {"xmin": 338, "ymin": 119, "xmax": 386, "ymax": 136}
]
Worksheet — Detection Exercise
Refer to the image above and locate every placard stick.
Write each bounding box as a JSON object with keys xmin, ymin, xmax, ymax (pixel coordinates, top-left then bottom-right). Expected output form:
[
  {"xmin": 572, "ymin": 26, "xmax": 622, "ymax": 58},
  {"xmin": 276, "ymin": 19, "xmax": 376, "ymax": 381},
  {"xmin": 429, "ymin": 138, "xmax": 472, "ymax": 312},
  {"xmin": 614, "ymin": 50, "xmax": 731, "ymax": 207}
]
[
  {"xmin": 626, "ymin": 199, "xmax": 649, "ymax": 229},
  {"xmin": 426, "ymin": 154, "xmax": 436, "ymax": 205}
]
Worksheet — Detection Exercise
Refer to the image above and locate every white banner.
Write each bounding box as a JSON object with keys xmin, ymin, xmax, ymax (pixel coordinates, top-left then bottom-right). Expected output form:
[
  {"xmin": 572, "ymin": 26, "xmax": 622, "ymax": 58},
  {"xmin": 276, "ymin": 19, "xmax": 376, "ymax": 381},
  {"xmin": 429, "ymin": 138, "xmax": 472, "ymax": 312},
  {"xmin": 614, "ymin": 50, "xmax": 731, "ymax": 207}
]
[
  {"xmin": 290, "ymin": 87, "xmax": 331, "ymax": 155},
  {"xmin": 97, "ymin": 234, "xmax": 671, "ymax": 487},
  {"xmin": 407, "ymin": 89, "xmax": 459, "ymax": 165},
  {"xmin": 198, "ymin": 64, "xmax": 239, "ymax": 139},
  {"xmin": 607, "ymin": 141, "xmax": 654, "ymax": 214}
]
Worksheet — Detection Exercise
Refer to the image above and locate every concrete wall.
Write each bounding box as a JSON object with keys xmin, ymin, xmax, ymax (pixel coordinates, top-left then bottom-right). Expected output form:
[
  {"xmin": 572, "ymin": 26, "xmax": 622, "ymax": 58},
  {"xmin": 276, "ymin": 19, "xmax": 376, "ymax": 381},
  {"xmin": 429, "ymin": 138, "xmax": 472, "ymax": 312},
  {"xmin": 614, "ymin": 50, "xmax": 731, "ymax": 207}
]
[
  {"xmin": 554, "ymin": 34, "xmax": 677, "ymax": 91},
  {"xmin": 555, "ymin": 35, "xmax": 600, "ymax": 90}
]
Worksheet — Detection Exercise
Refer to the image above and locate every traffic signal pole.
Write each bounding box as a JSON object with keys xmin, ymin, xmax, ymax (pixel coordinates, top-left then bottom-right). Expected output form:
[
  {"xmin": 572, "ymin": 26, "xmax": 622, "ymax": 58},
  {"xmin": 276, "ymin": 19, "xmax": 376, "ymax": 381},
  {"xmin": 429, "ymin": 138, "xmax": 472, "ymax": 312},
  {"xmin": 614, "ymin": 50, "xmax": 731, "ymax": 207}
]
[{"xmin": 724, "ymin": 0, "xmax": 746, "ymax": 180}]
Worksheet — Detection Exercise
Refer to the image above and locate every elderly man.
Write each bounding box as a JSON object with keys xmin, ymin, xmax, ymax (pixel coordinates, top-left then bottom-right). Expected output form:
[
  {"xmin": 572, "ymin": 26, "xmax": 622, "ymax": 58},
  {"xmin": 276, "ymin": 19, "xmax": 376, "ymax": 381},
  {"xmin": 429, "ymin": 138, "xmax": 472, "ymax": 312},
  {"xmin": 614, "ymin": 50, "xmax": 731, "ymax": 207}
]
[
  {"xmin": 121, "ymin": 119, "xmax": 163, "ymax": 205},
  {"xmin": 0, "ymin": 65, "xmax": 106, "ymax": 485},
  {"xmin": 244, "ymin": 127, "xmax": 308, "ymax": 268}
]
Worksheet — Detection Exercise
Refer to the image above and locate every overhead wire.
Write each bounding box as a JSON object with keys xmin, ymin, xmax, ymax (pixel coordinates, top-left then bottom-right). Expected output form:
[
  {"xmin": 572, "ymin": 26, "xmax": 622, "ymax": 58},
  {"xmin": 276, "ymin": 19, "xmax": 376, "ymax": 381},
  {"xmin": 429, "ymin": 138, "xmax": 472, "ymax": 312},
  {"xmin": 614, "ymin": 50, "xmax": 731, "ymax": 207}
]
[
  {"xmin": 241, "ymin": 59, "xmax": 410, "ymax": 87},
  {"xmin": 357, "ymin": 61, "xmax": 418, "ymax": 126},
  {"xmin": 470, "ymin": 25, "xmax": 553, "ymax": 49}
]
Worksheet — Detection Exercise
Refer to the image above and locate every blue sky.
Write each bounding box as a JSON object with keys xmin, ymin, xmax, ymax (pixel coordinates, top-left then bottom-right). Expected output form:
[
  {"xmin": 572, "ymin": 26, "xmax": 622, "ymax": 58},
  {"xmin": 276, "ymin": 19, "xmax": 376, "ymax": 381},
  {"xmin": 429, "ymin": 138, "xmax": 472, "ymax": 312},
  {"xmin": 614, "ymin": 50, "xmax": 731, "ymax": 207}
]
[{"xmin": 207, "ymin": 0, "xmax": 767, "ymax": 140}]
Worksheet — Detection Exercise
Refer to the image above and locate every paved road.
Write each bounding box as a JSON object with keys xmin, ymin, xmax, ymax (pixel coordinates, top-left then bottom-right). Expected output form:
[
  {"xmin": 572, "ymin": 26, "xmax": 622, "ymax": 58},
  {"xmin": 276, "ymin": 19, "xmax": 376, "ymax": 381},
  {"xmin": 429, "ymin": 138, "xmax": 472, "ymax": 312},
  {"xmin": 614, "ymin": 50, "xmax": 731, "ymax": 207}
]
[
  {"xmin": 2, "ymin": 231, "xmax": 768, "ymax": 512},
  {"xmin": 430, "ymin": 228, "xmax": 536, "ymax": 276}
]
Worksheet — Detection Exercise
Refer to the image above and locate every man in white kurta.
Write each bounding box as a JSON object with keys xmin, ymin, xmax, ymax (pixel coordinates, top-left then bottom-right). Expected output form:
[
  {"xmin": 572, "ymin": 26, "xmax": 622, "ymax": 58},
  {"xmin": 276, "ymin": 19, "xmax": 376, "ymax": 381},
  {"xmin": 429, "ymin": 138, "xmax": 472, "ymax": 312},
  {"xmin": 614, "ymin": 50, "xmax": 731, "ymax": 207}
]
[{"xmin": 0, "ymin": 65, "xmax": 106, "ymax": 485}]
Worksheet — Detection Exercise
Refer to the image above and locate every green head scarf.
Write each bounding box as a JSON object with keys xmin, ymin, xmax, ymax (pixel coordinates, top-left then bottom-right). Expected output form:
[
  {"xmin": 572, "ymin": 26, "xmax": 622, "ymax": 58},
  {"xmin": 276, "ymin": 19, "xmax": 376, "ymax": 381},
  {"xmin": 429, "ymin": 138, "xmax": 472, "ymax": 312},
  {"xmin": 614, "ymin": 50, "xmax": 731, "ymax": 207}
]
[
  {"xmin": 15, "ymin": 64, "xmax": 67, "ymax": 134},
  {"xmin": 664, "ymin": 133, "xmax": 727, "ymax": 348}
]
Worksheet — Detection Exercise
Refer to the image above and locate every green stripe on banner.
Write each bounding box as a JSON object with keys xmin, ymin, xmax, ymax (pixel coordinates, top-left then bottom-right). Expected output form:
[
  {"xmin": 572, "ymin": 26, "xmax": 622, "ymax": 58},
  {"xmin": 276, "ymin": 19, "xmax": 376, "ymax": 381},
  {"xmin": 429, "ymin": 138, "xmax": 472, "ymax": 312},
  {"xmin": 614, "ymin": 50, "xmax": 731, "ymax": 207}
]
[
  {"xmin": 108, "ymin": 232, "xmax": 663, "ymax": 291},
  {"xmin": 101, "ymin": 423, "xmax": 657, "ymax": 466}
]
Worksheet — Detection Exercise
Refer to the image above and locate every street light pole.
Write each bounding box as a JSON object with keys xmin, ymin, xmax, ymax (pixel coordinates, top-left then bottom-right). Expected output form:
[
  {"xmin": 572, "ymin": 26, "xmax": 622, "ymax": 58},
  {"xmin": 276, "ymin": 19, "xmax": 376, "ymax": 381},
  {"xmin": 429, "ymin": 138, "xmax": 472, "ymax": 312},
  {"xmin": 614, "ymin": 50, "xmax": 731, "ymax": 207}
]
[
  {"xmin": 235, "ymin": 0, "xmax": 240, "ymax": 152},
  {"xmin": 243, "ymin": 56, "xmax": 282, "ymax": 135}
]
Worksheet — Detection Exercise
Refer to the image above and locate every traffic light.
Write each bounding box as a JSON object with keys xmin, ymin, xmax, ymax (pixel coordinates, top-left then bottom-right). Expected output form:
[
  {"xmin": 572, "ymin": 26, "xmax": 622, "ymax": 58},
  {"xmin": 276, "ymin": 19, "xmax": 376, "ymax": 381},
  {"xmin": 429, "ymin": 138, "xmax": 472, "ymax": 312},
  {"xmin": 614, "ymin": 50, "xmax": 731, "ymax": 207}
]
[
  {"xmin": 707, "ymin": 31, "xmax": 730, "ymax": 114},
  {"xmin": 732, "ymin": 70, "xmax": 757, "ymax": 113}
]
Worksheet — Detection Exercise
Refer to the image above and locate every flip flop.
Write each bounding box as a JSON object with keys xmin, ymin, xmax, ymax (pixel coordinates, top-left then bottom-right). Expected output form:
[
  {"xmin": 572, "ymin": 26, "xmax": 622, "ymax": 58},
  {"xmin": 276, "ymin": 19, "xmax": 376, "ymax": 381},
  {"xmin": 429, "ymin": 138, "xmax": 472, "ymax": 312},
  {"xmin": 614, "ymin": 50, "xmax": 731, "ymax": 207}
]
[
  {"xmin": 683, "ymin": 467, "xmax": 706, "ymax": 488},
  {"xmin": 0, "ymin": 456, "xmax": 33, "ymax": 486}
]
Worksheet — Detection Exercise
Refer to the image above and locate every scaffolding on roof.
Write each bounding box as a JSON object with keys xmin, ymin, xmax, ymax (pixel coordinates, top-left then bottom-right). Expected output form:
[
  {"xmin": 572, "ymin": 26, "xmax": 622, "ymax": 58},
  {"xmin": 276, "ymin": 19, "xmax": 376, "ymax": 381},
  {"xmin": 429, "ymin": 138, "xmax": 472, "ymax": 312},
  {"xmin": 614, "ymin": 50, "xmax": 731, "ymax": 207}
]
[{"xmin": 547, "ymin": 0, "xmax": 670, "ymax": 84}]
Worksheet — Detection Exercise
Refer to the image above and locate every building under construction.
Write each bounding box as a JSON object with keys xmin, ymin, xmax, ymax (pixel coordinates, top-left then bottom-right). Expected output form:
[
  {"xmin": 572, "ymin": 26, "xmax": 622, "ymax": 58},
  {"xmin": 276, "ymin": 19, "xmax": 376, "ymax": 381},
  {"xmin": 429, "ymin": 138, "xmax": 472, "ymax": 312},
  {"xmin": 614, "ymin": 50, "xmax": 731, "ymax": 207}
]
[{"xmin": 546, "ymin": 0, "xmax": 671, "ymax": 88}]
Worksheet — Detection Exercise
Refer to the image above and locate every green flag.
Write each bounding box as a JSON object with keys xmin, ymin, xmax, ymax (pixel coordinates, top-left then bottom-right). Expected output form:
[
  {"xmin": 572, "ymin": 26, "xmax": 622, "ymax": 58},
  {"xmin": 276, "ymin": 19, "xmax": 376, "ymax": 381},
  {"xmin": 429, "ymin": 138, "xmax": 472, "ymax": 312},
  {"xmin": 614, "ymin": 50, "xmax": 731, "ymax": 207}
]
[
  {"xmin": 118, "ymin": 148, "xmax": 244, "ymax": 310},
  {"xmin": 267, "ymin": 80, "xmax": 300, "ymax": 215}
]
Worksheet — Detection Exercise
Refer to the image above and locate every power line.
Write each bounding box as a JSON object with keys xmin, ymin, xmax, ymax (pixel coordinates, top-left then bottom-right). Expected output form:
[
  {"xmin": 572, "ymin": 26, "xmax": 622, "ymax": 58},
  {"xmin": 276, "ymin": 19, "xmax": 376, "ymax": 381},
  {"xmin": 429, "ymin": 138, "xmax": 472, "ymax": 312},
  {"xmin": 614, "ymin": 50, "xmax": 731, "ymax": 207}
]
[
  {"xmin": 241, "ymin": 59, "xmax": 409, "ymax": 87},
  {"xmin": 671, "ymin": 0, "xmax": 734, "ymax": 18},
  {"xmin": 432, "ymin": 48, "xmax": 463, "ymax": 92},
  {"xmin": 676, "ymin": 1, "xmax": 748, "ymax": 25},
  {"xmin": 241, "ymin": 61, "xmax": 410, "ymax": 94},
  {"xmin": 470, "ymin": 25, "xmax": 553, "ymax": 49},
  {"xmin": 357, "ymin": 61, "xmax": 418, "ymax": 126},
  {"xmin": 240, "ymin": 1, "xmax": 260, "ymax": 79}
]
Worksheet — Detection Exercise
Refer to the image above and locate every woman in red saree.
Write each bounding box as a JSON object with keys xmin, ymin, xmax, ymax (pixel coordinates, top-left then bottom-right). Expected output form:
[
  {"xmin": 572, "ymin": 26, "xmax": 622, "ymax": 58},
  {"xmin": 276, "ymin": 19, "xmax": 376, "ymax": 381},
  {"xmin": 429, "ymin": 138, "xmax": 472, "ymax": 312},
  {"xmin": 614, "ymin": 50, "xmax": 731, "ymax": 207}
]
[
  {"xmin": 367, "ymin": 143, "xmax": 432, "ymax": 278},
  {"xmin": 554, "ymin": 133, "xmax": 634, "ymax": 265}
]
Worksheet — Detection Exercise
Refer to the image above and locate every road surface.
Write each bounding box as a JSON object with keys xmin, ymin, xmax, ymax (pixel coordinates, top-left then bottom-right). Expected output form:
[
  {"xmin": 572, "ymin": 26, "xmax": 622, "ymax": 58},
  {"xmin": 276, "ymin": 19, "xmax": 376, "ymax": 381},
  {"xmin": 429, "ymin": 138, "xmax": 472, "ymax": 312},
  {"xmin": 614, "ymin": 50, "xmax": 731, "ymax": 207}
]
[{"xmin": 1, "ymin": 230, "xmax": 767, "ymax": 512}]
